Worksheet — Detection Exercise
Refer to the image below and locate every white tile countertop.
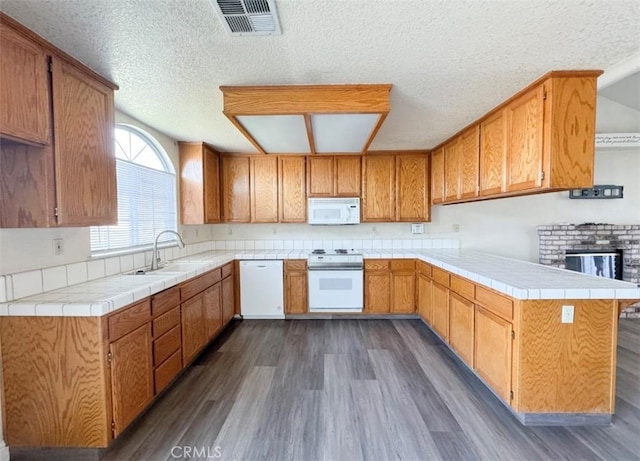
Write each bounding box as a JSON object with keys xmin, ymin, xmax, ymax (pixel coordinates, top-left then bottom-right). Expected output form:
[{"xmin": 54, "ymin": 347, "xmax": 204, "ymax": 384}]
[{"xmin": 1, "ymin": 249, "xmax": 638, "ymax": 317}]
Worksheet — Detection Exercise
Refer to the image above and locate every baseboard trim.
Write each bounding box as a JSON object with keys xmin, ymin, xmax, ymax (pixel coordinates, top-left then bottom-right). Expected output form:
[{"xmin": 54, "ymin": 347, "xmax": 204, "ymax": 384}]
[{"xmin": 285, "ymin": 313, "xmax": 421, "ymax": 320}]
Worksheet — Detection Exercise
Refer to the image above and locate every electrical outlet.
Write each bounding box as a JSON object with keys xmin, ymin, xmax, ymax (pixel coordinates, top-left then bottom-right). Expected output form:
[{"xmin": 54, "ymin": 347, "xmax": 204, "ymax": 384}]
[
  {"xmin": 53, "ymin": 238, "xmax": 64, "ymax": 256},
  {"xmin": 452, "ymin": 224, "xmax": 461, "ymax": 232},
  {"xmin": 272, "ymin": 227, "xmax": 277, "ymax": 235},
  {"xmin": 228, "ymin": 226, "xmax": 233, "ymax": 236},
  {"xmin": 372, "ymin": 226, "xmax": 378, "ymax": 235},
  {"xmin": 411, "ymin": 223, "xmax": 424, "ymax": 234},
  {"xmin": 561, "ymin": 305, "xmax": 574, "ymax": 323}
]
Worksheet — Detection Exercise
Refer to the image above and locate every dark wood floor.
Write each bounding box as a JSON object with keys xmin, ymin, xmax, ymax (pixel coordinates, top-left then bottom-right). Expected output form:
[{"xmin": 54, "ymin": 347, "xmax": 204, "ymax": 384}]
[{"xmin": 93, "ymin": 318, "xmax": 640, "ymax": 461}]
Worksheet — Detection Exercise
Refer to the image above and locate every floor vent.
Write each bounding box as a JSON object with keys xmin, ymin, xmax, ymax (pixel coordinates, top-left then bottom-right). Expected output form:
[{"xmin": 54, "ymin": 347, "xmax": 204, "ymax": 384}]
[{"xmin": 212, "ymin": 0, "xmax": 282, "ymax": 36}]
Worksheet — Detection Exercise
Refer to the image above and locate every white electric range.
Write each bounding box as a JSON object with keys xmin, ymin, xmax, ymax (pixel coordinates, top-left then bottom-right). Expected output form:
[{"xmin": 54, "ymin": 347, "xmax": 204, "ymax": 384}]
[{"xmin": 307, "ymin": 249, "xmax": 363, "ymax": 313}]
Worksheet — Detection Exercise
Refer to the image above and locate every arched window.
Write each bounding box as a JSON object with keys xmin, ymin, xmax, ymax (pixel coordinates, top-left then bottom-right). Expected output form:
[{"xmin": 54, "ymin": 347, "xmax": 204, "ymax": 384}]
[{"xmin": 90, "ymin": 124, "xmax": 177, "ymax": 254}]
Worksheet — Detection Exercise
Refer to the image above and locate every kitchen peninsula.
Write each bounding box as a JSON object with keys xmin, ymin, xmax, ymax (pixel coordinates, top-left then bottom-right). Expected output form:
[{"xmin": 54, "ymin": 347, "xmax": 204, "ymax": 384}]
[{"xmin": 1, "ymin": 244, "xmax": 638, "ymax": 449}]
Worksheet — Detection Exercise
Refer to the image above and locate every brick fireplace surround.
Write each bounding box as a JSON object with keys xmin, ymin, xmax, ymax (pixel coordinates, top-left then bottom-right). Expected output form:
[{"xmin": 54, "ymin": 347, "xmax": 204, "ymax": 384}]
[{"xmin": 538, "ymin": 224, "xmax": 640, "ymax": 318}]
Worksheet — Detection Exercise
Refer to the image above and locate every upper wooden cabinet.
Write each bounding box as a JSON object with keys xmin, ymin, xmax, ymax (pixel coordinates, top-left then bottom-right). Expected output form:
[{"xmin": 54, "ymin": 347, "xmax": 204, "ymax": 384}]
[
  {"xmin": 431, "ymin": 148, "xmax": 445, "ymax": 204},
  {"xmin": 221, "ymin": 156, "xmax": 251, "ymax": 223},
  {"xmin": 307, "ymin": 155, "xmax": 361, "ymax": 197},
  {"xmin": 250, "ymin": 156, "xmax": 279, "ymax": 223},
  {"xmin": 178, "ymin": 142, "xmax": 221, "ymax": 224},
  {"xmin": 363, "ymin": 153, "xmax": 430, "ymax": 222},
  {"xmin": 279, "ymin": 156, "xmax": 307, "ymax": 223},
  {"xmin": 0, "ymin": 14, "xmax": 118, "ymax": 228},
  {"xmin": 432, "ymin": 71, "xmax": 601, "ymax": 205},
  {"xmin": 0, "ymin": 22, "xmax": 50, "ymax": 145}
]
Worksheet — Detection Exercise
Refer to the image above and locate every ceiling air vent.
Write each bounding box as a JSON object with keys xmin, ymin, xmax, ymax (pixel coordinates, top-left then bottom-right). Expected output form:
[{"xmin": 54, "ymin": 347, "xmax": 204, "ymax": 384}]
[{"xmin": 212, "ymin": 0, "xmax": 282, "ymax": 36}]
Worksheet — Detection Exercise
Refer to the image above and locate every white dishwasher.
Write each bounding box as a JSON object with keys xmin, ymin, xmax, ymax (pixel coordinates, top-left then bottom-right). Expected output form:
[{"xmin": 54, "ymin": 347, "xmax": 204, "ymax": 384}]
[{"xmin": 239, "ymin": 260, "xmax": 285, "ymax": 319}]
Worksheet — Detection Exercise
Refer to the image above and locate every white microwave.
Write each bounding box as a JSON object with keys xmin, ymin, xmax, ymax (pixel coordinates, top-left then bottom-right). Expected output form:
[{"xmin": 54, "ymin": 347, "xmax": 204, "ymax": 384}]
[{"xmin": 308, "ymin": 198, "xmax": 360, "ymax": 225}]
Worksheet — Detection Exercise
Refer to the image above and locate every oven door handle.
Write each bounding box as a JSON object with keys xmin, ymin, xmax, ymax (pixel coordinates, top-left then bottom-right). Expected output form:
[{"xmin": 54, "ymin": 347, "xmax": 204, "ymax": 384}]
[{"xmin": 308, "ymin": 266, "xmax": 363, "ymax": 271}]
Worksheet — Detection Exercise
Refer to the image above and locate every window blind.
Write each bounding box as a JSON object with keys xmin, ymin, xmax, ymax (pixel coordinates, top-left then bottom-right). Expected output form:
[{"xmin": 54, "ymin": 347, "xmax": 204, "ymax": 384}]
[{"xmin": 90, "ymin": 159, "xmax": 177, "ymax": 254}]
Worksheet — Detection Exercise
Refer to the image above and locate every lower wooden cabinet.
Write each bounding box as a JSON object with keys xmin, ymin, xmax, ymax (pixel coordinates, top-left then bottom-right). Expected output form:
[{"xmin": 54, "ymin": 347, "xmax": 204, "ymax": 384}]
[
  {"xmin": 109, "ymin": 323, "xmax": 154, "ymax": 437},
  {"xmin": 204, "ymin": 283, "xmax": 223, "ymax": 339},
  {"xmin": 474, "ymin": 306, "xmax": 513, "ymax": 403},
  {"xmin": 181, "ymin": 292, "xmax": 208, "ymax": 365},
  {"xmin": 417, "ymin": 271, "xmax": 432, "ymax": 324},
  {"xmin": 431, "ymin": 281, "xmax": 449, "ymax": 340},
  {"xmin": 364, "ymin": 260, "xmax": 391, "ymax": 313},
  {"xmin": 449, "ymin": 292, "xmax": 475, "ymax": 367},
  {"xmin": 391, "ymin": 271, "xmax": 415, "ymax": 313},
  {"xmin": 284, "ymin": 259, "xmax": 308, "ymax": 314},
  {"xmin": 222, "ymin": 270, "xmax": 235, "ymax": 324}
]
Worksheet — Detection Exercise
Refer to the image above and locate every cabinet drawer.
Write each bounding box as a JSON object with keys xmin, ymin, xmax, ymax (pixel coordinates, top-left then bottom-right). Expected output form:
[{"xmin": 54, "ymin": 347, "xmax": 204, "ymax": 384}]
[
  {"xmin": 431, "ymin": 267, "xmax": 450, "ymax": 287},
  {"xmin": 475, "ymin": 285, "xmax": 513, "ymax": 321},
  {"xmin": 109, "ymin": 299, "xmax": 151, "ymax": 341},
  {"xmin": 390, "ymin": 260, "xmax": 415, "ymax": 271},
  {"xmin": 153, "ymin": 305, "xmax": 180, "ymax": 338},
  {"xmin": 221, "ymin": 262, "xmax": 233, "ymax": 279},
  {"xmin": 153, "ymin": 325, "xmax": 181, "ymax": 366},
  {"xmin": 181, "ymin": 268, "xmax": 222, "ymax": 301},
  {"xmin": 451, "ymin": 275, "xmax": 475, "ymax": 301},
  {"xmin": 285, "ymin": 259, "xmax": 307, "ymax": 271},
  {"xmin": 417, "ymin": 261, "xmax": 432, "ymax": 278},
  {"xmin": 151, "ymin": 286, "xmax": 180, "ymax": 316},
  {"xmin": 365, "ymin": 260, "xmax": 390, "ymax": 270},
  {"xmin": 154, "ymin": 349, "xmax": 182, "ymax": 395}
]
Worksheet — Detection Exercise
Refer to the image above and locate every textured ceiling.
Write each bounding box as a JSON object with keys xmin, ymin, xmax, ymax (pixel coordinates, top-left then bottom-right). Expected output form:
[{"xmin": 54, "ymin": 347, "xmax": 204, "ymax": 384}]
[{"xmin": 1, "ymin": 0, "xmax": 639, "ymax": 152}]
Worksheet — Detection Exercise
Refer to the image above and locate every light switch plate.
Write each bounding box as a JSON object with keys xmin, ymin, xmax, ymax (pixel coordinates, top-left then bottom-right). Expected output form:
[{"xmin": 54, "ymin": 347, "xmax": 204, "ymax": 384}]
[
  {"xmin": 411, "ymin": 223, "xmax": 424, "ymax": 234},
  {"xmin": 561, "ymin": 305, "xmax": 574, "ymax": 323}
]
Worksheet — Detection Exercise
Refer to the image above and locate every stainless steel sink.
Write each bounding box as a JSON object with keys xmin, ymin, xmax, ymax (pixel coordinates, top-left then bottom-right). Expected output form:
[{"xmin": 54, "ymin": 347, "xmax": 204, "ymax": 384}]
[{"xmin": 124, "ymin": 261, "xmax": 210, "ymax": 275}]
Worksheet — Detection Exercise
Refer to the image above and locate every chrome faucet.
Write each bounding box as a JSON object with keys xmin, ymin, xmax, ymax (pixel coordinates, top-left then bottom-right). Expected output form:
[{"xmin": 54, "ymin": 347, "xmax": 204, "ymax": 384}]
[{"xmin": 151, "ymin": 230, "xmax": 186, "ymax": 271}]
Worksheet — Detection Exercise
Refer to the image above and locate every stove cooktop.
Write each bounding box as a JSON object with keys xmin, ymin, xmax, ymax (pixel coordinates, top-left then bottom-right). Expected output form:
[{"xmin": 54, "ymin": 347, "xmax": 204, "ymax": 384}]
[{"xmin": 311, "ymin": 249, "xmax": 361, "ymax": 255}]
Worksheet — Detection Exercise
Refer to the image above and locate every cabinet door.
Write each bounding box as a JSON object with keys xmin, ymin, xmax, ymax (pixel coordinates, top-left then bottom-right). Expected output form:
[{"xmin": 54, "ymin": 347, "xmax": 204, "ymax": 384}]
[
  {"xmin": 203, "ymin": 146, "xmax": 221, "ymax": 223},
  {"xmin": 431, "ymin": 148, "xmax": 445, "ymax": 204},
  {"xmin": 0, "ymin": 24, "xmax": 50, "ymax": 145},
  {"xmin": 444, "ymin": 138, "xmax": 462, "ymax": 202},
  {"xmin": 110, "ymin": 323, "xmax": 154, "ymax": 437},
  {"xmin": 221, "ymin": 156, "xmax": 251, "ymax": 222},
  {"xmin": 460, "ymin": 125, "xmax": 480, "ymax": 199},
  {"xmin": 364, "ymin": 272, "xmax": 390, "ymax": 313},
  {"xmin": 307, "ymin": 156, "xmax": 334, "ymax": 197},
  {"xmin": 431, "ymin": 281, "xmax": 449, "ymax": 341},
  {"xmin": 222, "ymin": 275, "xmax": 235, "ymax": 325},
  {"xmin": 449, "ymin": 292, "xmax": 475, "ymax": 367},
  {"xmin": 279, "ymin": 156, "xmax": 306, "ymax": 223},
  {"xmin": 181, "ymin": 293, "xmax": 207, "ymax": 365},
  {"xmin": 51, "ymin": 57, "xmax": 117, "ymax": 226},
  {"xmin": 250, "ymin": 156, "xmax": 278, "ymax": 223},
  {"xmin": 475, "ymin": 306, "xmax": 512, "ymax": 403},
  {"xmin": 391, "ymin": 272, "xmax": 416, "ymax": 313},
  {"xmin": 335, "ymin": 156, "xmax": 361, "ymax": 196},
  {"xmin": 479, "ymin": 109, "xmax": 507, "ymax": 196},
  {"xmin": 284, "ymin": 271, "xmax": 308, "ymax": 314},
  {"xmin": 396, "ymin": 154, "xmax": 428, "ymax": 221},
  {"xmin": 362, "ymin": 155, "xmax": 395, "ymax": 222},
  {"xmin": 417, "ymin": 272, "xmax": 432, "ymax": 325},
  {"xmin": 506, "ymin": 85, "xmax": 544, "ymax": 192},
  {"xmin": 204, "ymin": 282, "xmax": 222, "ymax": 340}
]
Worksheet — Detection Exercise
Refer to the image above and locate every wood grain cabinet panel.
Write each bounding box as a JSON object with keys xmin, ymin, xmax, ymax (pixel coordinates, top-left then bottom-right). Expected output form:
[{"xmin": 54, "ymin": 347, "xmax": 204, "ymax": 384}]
[
  {"xmin": 153, "ymin": 325, "xmax": 181, "ymax": 366},
  {"xmin": 285, "ymin": 265, "xmax": 308, "ymax": 314},
  {"xmin": 449, "ymin": 292, "xmax": 475, "ymax": 367},
  {"xmin": 110, "ymin": 323, "xmax": 154, "ymax": 437},
  {"xmin": 0, "ymin": 22, "xmax": 50, "ymax": 145},
  {"xmin": 108, "ymin": 299, "xmax": 151, "ymax": 342},
  {"xmin": 362, "ymin": 155, "xmax": 395, "ymax": 222},
  {"xmin": 152, "ymin": 305, "xmax": 180, "ymax": 338},
  {"xmin": 391, "ymin": 271, "xmax": 416, "ymax": 313},
  {"xmin": 204, "ymin": 283, "xmax": 223, "ymax": 340},
  {"xmin": 335, "ymin": 155, "xmax": 361, "ymax": 196},
  {"xmin": 151, "ymin": 286, "xmax": 180, "ymax": 317},
  {"xmin": 221, "ymin": 156, "xmax": 251, "ymax": 223},
  {"xmin": 364, "ymin": 261, "xmax": 391, "ymax": 313},
  {"xmin": 396, "ymin": 154, "xmax": 428, "ymax": 221},
  {"xmin": 431, "ymin": 281, "xmax": 449, "ymax": 341},
  {"xmin": 178, "ymin": 142, "xmax": 221, "ymax": 224},
  {"xmin": 51, "ymin": 57, "xmax": 117, "ymax": 226},
  {"xmin": 474, "ymin": 306, "xmax": 512, "ymax": 403},
  {"xmin": 417, "ymin": 272, "xmax": 432, "ymax": 325},
  {"xmin": 250, "ymin": 156, "xmax": 279, "ymax": 223},
  {"xmin": 154, "ymin": 349, "xmax": 182, "ymax": 395},
  {"xmin": 444, "ymin": 138, "xmax": 462, "ymax": 202},
  {"xmin": 279, "ymin": 156, "xmax": 306, "ymax": 223},
  {"xmin": 431, "ymin": 148, "xmax": 445, "ymax": 204},
  {"xmin": 506, "ymin": 85, "xmax": 544, "ymax": 192},
  {"xmin": 222, "ymin": 274, "xmax": 235, "ymax": 325},
  {"xmin": 181, "ymin": 293, "xmax": 208, "ymax": 365},
  {"xmin": 479, "ymin": 109, "xmax": 507, "ymax": 196},
  {"xmin": 460, "ymin": 125, "xmax": 480, "ymax": 199},
  {"xmin": 306, "ymin": 156, "xmax": 334, "ymax": 196}
]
